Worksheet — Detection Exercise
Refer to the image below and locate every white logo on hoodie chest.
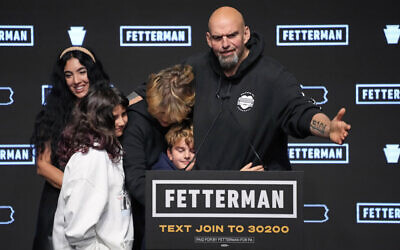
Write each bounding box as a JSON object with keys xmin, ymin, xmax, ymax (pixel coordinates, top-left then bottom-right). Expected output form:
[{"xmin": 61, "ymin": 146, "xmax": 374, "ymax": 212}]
[{"xmin": 237, "ymin": 92, "xmax": 255, "ymax": 112}]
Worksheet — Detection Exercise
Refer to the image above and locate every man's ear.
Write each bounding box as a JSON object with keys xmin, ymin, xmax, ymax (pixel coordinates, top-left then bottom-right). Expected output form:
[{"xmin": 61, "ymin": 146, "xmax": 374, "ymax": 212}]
[
  {"xmin": 206, "ymin": 32, "xmax": 212, "ymax": 48},
  {"xmin": 244, "ymin": 26, "xmax": 251, "ymax": 44}
]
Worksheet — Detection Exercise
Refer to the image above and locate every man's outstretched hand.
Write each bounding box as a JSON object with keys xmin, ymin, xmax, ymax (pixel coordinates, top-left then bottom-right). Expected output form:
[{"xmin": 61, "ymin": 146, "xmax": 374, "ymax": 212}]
[{"xmin": 329, "ymin": 108, "xmax": 351, "ymax": 145}]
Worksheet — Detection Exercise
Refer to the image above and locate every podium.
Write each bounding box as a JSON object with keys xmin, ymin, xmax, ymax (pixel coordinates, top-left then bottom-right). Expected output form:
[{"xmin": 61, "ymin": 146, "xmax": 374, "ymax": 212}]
[{"xmin": 145, "ymin": 171, "xmax": 303, "ymax": 250}]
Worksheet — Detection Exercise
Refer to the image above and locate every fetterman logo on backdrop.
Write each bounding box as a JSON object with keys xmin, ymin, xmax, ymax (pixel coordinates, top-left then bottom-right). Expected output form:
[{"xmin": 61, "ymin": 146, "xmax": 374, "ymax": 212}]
[
  {"xmin": 384, "ymin": 25, "xmax": 400, "ymax": 44},
  {"xmin": 383, "ymin": 144, "xmax": 400, "ymax": 163},
  {"xmin": 120, "ymin": 26, "xmax": 191, "ymax": 47},
  {"xmin": 288, "ymin": 143, "xmax": 349, "ymax": 164},
  {"xmin": 357, "ymin": 203, "xmax": 400, "ymax": 224},
  {"xmin": 42, "ymin": 85, "xmax": 52, "ymax": 105},
  {"xmin": 0, "ymin": 144, "xmax": 35, "ymax": 165},
  {"xmin": 300, "ymin": 84, "xmax": 328, "ymax": 105},
  {"xmin": 0, "ymin": 206, "xmax": 15, "ymax": 225},
  {"xmin": 68, "ymin": 26, "xmax": 86, "ymax": 46},
  {"xmin": 0, "ymin": 25, "xmax": 34, "ymax": 46},
  {"xmin": 356, "ymin": 84, "xmax": 400, "ymax": 104},
  {"xmin": 276, "ymin": 24, "xmax": 349, "ymax": 46},
  {"xmin": 304, "ymin": 204, "xmax": 329, "ymax": 223},
  {"xmin": 0, "ymin": 87, "xmax": 14, "ymax": 105}
]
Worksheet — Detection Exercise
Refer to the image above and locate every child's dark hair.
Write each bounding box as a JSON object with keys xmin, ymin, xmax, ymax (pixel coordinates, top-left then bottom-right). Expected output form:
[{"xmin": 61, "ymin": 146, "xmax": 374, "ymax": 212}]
[{"xmin": 57, "ymin": 85, "xmax": 123, "ymax": 167}]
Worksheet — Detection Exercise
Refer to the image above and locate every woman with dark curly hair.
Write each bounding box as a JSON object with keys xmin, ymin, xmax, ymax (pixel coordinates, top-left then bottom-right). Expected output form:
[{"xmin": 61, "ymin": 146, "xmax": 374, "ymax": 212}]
[
  {"xmin": 52, "ymin": 86, "xmax": 133, "ymax": 249},
  {"xmin": 31, "ymin": 47, "xmax": 109, "ymax": 250}
]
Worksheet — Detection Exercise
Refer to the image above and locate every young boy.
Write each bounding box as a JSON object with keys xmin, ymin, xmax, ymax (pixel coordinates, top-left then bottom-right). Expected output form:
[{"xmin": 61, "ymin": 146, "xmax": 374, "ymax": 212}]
[
  {"xmin": 152, "ymin": 122, "xmax": 195, "ymax": 171},
  {"xmin": 152, "ymin": 121, "xmax": 264, "ymax": 172}
]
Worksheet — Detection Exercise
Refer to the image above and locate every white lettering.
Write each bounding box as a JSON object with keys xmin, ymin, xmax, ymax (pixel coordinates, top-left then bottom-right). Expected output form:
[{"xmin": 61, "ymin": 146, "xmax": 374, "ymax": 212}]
[
  {"xmin": 202, "ymin": 190, "xmax": 214, "ymax": 208},
  {"xmin": 178, "ymin": 31, "xmax": 185, "ymax": 41},
  {"xmin": 163, "ymin": 188, "xmax": 286, "ymax": 210},
  {"xmin": 163, "ymin": 31, "xmax": 171, "ymax": 41},
  {"xmin": 215, "ymin": 190, "xmax": 225, "ymax": 208},
  {"xmin": 329, "ymin": 30, "xmax": 336, "ymax": 40},
  {"xmin": 177, "ymin": 189, "xmax": 186, "ymax": 208},
  {"xmin": 257, "ymin": 190, "xmax": 270, "ymax": 208},
  {"xmin": 361, "ymin": 88, "xmax": 400, "ymax": 101},
  {"xmin": 363, "ymin": 207, "xmax": 400, "ymax": 219},
  {"xmin": 335, "ymin": 30, "xmax": 342, "ymax": 40},
  {"xmin": 320, "ymin": 30, "xmax": 328, "ymax": 40},
  {"xmin": 289, "ymin": 147, "xmax": 343, "ymax": 159},
  {"xmin": 272, "ymin": 190, "xmax": 284, "ymax": 208},
  {"xmin": 241, "ymin": 190, "xmax": 255, "ymax": 208},
  {"xmin": 281, "ymin": 29, "xmax": 344, "ymax": 41},
  {"xmin": 171, "ymin": 31, "xmax": 178, "ymax": 41},
  {"xmin": 188, "ymin": 189, "xmax": 200, "ymax": 208},
  {"xmin": 283, "ymin": 30, "xmax": 289, "ymax": 40},
  {"xmin": 0, "ymin": 150, "xmax": 6, "ymax": 160},
  {"xmin": 227, "ymin": 190, "xmax": 239, "ymax": 208},
  {"xmin": 165, "ymin": 189, "xmax": 175, "ymax": 208},
  {"xmin": 0, "ymin": 30, "xmax": 28, "ymax": 41}
]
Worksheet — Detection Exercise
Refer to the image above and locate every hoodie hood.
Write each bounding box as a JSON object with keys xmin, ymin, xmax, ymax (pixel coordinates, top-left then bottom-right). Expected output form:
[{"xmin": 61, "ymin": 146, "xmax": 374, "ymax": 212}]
[
  {"xmin": 128, "ymin": 100, "xmax": 153, "ymax": 121},
  {"xmin": 127, "ymin": 100, "xmax": 169, "ymax": 134},
  {"xmin": 208, "ymin": 32, "xmax": 264, "ymax": 80}
]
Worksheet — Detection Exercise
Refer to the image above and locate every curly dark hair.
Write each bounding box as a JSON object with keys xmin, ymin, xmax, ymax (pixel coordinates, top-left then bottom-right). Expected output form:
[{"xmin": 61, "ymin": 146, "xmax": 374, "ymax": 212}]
[
  {"xmin": 57, "ymin": 86, "xmax": 124, "ymax": 167},
  {"xmin": 115, "ymin": 87, "xmax": 129, "ymax": 111},
  {"xmin": 30, "ymin": 48, "xmax": 109, "ymax": 167}
]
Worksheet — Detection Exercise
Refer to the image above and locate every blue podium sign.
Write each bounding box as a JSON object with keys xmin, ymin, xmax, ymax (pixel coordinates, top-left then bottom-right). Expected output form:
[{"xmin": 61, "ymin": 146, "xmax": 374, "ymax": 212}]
[{"xmin": 146, "ymin": 171, "xmax": 303, "ymax": 250}]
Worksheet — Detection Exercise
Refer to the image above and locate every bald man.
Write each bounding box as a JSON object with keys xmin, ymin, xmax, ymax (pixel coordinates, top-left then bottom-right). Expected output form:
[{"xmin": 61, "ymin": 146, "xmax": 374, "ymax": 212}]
[
  {"xmin": 205, "ymin": 7, "xmax": 250, "ymax": 77},
  {"xmin": 183, "ymin": 6, "xmax": 350, "ymax": 170}
]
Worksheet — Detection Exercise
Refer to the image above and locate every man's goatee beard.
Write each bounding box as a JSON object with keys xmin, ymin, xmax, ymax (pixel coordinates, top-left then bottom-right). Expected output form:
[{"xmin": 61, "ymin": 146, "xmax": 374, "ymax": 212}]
[{"xmin": 218, "ymin": 53, "xmax": 239, "ymax": 70}]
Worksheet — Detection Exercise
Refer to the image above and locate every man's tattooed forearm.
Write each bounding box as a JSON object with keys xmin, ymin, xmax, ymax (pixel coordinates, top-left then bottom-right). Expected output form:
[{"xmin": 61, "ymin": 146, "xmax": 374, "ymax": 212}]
[{"xmin": 311, "ymin": 119, "xmax": 327, "ymax": 135}]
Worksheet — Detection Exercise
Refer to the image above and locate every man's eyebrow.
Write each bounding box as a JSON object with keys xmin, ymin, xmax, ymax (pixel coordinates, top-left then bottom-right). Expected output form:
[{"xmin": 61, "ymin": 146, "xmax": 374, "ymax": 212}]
[{"xmin": 211, "ymin": 31, "xmax": 239, "ymax": 38}]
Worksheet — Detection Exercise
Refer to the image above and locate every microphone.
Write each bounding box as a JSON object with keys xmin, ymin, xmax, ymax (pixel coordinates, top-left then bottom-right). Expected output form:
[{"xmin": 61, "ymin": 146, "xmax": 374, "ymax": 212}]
[{"xmin": 183, "ymin": 155, "xmax": 196, "ymax": 171}]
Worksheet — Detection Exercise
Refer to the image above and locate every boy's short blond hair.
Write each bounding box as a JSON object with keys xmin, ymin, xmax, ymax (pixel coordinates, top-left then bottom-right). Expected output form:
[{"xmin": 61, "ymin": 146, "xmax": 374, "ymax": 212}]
[
  {"xmin": 165, "ymin": 122, "xmax": 194, "ymax": 149},
  {"xmin": 146, "ymin": 64, "xmax": 195, "ymax": 125}
]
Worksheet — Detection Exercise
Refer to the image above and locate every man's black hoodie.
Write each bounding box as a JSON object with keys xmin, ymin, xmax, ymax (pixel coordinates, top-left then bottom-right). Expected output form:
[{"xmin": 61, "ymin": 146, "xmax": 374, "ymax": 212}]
[{"xmin": 185, "ymin": 32, "xmax": 321, "ymax": 170}]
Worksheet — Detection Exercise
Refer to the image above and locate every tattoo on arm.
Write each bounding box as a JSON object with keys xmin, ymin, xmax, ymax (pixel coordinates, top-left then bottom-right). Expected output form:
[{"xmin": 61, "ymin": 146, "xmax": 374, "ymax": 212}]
[{"xmin": 311, "ymin": 119, "xmax": 327, "ymax": 135}]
